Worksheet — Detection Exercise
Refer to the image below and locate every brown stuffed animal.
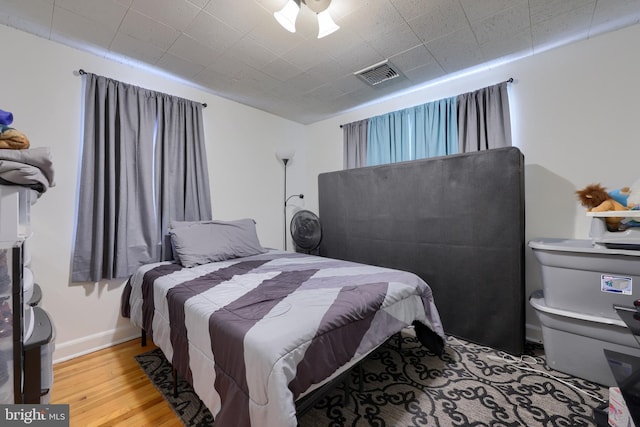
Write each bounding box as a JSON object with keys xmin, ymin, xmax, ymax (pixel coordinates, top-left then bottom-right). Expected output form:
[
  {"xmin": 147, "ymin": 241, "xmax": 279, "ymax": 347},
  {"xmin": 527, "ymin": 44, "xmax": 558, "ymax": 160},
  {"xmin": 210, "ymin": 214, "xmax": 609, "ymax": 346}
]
[{"xmin": 576, "ymin": 183, "xmax": 628, "ymax": 231}]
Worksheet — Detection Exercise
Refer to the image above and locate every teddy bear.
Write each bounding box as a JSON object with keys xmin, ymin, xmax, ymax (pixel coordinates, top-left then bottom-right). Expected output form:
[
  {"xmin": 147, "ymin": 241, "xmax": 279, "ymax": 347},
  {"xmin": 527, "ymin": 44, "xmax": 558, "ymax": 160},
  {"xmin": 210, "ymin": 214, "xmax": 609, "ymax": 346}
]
[{"xmin": 575, "ymin": 183, "xmax": 628, "ymax": 231}]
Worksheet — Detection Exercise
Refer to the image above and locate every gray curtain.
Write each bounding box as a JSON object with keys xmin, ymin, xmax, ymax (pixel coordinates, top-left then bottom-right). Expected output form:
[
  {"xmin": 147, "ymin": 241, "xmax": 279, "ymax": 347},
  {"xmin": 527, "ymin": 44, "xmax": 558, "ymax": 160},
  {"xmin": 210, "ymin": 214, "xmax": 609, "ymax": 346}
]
[
  {"xmin": 457, "ymin": 81, "xmax": 511, "ymax": 152},
  {"xmin": 155, "ymin": 96, "xmax": 212, "ymax": 261},
  {"xmin": 342, "ymin": 119, "xmax": 368, "ymax": 169},
  {"xmin": 72, "ymin": 73, "xmax": 212, "ymax": 282}
]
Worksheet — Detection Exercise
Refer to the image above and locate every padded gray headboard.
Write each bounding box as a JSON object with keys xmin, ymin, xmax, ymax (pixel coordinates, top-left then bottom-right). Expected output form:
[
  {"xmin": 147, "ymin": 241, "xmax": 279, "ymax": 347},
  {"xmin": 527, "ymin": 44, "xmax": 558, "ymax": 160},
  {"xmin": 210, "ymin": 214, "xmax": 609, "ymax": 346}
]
[{"xmin": 318, "ymin": 147, "xmax": 525, "ymax": 355}]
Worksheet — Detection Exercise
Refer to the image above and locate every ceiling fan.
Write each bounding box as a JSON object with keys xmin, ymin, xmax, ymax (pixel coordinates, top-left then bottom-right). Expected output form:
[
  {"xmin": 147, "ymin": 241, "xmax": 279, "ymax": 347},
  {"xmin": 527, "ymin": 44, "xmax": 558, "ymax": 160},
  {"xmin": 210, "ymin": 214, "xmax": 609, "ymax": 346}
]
[{"xmin": 274, "ymin": 0, "xmax": 340, "ymax": 39}]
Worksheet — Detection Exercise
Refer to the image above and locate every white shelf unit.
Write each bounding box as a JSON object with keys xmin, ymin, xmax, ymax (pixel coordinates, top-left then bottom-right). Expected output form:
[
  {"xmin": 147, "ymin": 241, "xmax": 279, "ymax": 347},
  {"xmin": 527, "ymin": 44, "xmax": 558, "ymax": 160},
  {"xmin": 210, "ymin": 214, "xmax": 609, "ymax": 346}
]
[
  {"xmin": 587, "ymin": 211, "xmax": 640, "ymax": 218},
  {"xmin": 0, "ymin": 185, "xmax": 54, "ymax": 404},
  {"xmin": 587, "ymin": 210, "xmax": 640, "ymax": 248}
]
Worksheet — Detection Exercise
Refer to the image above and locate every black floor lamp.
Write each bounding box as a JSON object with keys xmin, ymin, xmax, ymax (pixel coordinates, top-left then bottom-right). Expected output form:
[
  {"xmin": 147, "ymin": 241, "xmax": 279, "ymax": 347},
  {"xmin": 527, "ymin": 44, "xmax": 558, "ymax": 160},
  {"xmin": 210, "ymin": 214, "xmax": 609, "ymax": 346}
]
[{"xmin": 277, "ymin": 149, "xmax": 303, "ymax": 251}]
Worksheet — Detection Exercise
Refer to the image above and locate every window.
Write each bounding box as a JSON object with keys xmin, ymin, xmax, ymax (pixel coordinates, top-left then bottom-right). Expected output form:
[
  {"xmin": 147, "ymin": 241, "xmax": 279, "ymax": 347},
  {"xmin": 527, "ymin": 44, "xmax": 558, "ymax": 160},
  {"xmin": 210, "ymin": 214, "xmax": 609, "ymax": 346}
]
[{"xmin": 71, "ymin": 73, "xmax": 212, "ymax": 282}]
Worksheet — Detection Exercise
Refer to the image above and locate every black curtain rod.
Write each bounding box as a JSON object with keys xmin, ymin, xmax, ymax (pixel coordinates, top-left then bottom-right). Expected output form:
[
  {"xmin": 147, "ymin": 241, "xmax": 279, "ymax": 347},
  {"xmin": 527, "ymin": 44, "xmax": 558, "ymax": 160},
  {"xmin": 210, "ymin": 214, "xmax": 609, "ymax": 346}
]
[
  {"xmin": 338, "ymin": 77, "xmax": 514, "ymax": 128},
  {"xmin": 77, "ymin": 69, "xmax": 208, "ymax": 108}
]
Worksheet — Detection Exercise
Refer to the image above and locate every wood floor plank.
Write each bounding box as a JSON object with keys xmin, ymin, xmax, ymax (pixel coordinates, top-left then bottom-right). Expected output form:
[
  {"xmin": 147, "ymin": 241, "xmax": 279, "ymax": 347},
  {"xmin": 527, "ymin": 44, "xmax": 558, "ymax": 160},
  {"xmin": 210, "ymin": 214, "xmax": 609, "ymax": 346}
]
[{"xmin": 50, "ymin": 339, "xmax": 182, "ymax": 427}]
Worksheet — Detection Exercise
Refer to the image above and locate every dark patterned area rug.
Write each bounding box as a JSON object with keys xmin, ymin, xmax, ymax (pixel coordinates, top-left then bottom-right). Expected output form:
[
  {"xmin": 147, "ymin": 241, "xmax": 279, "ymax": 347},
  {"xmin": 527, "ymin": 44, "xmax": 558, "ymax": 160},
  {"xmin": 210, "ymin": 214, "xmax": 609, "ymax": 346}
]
[{"xmin": 135, "ymin": 330, "xmax": 608, "ymax": 426}]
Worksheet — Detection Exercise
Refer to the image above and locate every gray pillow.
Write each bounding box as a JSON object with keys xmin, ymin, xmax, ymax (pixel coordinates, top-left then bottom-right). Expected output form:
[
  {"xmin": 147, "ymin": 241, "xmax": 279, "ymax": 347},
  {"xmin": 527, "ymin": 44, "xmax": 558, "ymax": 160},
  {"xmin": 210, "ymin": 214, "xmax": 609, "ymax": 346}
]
[
  {"xmin": 169, "ymin": 218, "xmax": 266, "ymax": 267},
  {"xmin": 170, "ymin": 219, "xmax": 207, "ymax": 229}
]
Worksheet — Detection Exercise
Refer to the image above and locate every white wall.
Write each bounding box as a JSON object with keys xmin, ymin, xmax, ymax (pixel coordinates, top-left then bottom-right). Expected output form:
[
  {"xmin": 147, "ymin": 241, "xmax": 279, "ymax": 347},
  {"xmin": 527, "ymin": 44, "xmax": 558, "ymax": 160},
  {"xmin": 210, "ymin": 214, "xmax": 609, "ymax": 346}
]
[
  {"xmin": 0, "ymin": 24, "xmax": 305, "ymax": 361},
  {"xmin": 304, "ymin": 23, "xmax": 640, "ymax": 342},
  {"xmin": 3, "ymin": 20, "xmax": 640, "ymax": 362}
]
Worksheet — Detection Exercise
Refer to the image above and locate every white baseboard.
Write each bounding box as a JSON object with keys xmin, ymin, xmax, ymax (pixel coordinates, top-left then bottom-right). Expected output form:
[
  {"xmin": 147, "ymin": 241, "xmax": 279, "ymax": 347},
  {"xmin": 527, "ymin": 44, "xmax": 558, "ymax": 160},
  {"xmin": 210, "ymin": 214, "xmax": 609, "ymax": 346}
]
[{"xmin": 52, "ymin": 325, "xmax": 141, "ymax": 364}]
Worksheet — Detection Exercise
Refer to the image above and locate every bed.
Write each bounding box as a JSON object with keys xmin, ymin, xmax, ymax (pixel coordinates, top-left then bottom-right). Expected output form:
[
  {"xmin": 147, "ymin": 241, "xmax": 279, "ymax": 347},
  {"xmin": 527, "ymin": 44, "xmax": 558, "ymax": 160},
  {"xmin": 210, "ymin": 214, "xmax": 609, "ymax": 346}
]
[{"xmin": 121, "ymin": 219, "xmax": 445, "ymax": 427}]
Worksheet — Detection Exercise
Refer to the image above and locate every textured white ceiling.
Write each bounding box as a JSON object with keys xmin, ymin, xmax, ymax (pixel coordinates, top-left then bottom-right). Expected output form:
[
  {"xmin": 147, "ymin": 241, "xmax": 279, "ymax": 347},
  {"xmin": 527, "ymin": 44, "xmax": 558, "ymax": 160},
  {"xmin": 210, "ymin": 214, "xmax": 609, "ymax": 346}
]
[{"xmin": 1, "ymin": 0, "xmax": 640, "ymax": 124}]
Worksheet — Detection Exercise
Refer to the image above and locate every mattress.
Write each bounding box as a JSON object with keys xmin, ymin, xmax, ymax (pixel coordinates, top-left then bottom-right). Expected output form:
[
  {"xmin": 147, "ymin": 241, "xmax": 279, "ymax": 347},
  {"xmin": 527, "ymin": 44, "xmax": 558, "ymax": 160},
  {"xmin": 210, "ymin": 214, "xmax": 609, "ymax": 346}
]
[{"xmin": 121, "ymin": 249, "xmax": 445, "ymax": 427}]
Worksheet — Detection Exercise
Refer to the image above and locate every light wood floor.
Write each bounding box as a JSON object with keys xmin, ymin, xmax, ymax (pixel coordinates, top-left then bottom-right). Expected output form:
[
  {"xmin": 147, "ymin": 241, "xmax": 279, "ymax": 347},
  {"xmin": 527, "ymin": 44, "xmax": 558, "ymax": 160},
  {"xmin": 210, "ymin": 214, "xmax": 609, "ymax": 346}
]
[{"xmin": 50, "ymin": 339, "xmax": 183, "ymax": 427}]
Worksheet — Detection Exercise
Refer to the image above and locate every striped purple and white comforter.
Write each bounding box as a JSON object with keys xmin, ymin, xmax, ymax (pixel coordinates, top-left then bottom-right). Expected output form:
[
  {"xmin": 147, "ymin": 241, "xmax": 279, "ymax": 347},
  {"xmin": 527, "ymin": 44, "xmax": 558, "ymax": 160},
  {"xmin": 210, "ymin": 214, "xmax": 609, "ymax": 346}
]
[{"xmin": 122, "ymin": 249, "xmax": 444, "ymax": 427}]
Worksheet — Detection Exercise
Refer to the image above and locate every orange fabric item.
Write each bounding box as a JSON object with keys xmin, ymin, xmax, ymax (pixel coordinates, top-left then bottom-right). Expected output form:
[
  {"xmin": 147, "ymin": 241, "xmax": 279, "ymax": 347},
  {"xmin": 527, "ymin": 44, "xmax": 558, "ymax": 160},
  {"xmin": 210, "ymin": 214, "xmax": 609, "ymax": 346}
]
[{"xmin": 0, "ymin": 128, "xmax": 30, "ymax": 149}]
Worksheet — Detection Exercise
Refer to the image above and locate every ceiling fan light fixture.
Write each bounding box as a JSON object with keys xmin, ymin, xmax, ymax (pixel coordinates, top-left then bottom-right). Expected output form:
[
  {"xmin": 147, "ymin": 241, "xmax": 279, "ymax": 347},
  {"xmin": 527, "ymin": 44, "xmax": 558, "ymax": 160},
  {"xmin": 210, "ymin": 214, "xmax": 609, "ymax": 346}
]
[
  {"xmin": 275, "ymin": 0, "xmax": 339, "ymax": 37},
  {"xmin": 316, "ymin": 10, "xmax": 340, "ymax": 38},
  {"xmin": 274, "ymin": 0, "xmax": 300, "ymax": 33}
]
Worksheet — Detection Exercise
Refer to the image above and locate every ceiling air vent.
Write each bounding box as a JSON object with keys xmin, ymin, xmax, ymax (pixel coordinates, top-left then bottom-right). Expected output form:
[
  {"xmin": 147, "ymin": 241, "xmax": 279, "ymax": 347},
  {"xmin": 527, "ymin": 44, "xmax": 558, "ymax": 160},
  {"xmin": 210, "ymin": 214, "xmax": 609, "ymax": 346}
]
[{"xmin": 355, "ymin": 60, "xmax": 401, "ymax": 86}]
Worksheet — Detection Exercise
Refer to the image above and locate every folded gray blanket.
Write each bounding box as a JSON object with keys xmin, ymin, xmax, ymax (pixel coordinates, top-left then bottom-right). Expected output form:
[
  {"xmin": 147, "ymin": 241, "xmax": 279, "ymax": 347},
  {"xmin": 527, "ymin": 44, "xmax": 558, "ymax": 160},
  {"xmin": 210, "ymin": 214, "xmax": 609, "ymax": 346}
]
[
  {"xmin": 0, "ymin": 147, "xmax": 55, "ymax": 188},
  {"xmin": 0, "ymin": 147, "xmax": 55, "ymax": 195},
  {"xmin": 0, "ymin": 161, "xmax": 49, "ymax": 193}
]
